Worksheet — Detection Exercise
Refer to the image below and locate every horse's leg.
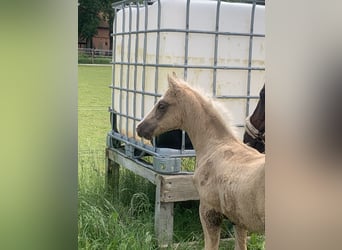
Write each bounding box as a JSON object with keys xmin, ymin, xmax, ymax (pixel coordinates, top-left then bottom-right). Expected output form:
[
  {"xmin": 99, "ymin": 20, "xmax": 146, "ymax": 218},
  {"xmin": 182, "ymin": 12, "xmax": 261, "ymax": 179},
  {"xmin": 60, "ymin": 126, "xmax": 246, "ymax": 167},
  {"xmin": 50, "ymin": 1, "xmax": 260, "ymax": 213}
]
[
  {"xmin": 199, "ymin": 203, "xmax": 222, "ymax": 250},
  {"xmin": 233, "ymin": 225, "xmax": 247, "ymax": 250}
]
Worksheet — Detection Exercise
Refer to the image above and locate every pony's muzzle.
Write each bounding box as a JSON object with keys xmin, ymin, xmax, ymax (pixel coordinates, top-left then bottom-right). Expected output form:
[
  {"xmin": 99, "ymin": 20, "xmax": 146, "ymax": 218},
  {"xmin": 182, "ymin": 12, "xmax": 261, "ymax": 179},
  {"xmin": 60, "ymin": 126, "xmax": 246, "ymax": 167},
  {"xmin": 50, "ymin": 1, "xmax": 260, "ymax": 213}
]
[{"xmin": 136, "ymin": 121, "xmax": 154, "ymax": 140}]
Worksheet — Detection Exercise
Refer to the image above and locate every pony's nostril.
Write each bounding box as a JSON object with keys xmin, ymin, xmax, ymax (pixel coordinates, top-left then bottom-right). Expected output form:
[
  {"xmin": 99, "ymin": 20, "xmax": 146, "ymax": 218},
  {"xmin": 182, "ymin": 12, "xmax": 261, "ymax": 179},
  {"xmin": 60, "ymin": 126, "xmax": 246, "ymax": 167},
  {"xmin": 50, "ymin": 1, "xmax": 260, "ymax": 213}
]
[
  {"xmin": 136, "ymin": 125, "xmax": 142, "ymax": 136},
  {"xmin": 136, "ymin": 123, "xmax": 146, "ymax": 138},
  {"xmin": 136, "ymin": 122, "xmax": 154, "ymax": 140}
]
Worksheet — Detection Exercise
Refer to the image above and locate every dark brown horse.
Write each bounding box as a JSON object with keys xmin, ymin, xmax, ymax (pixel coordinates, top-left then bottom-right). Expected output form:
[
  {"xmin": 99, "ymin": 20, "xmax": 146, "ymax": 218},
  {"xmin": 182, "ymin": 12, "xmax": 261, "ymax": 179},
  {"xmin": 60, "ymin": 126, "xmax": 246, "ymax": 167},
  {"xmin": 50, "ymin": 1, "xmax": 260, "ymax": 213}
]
[{"xmin": 243, "ymin": 85, "xmax": 265, "ymax": 153}]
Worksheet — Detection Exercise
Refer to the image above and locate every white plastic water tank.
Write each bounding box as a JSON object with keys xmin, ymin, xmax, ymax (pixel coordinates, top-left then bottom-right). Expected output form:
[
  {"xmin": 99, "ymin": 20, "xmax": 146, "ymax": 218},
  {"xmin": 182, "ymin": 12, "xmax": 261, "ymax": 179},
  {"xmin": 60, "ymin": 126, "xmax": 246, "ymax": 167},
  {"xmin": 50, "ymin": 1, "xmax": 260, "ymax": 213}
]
[{"xmin": 112, "ymin": 0, "xmax": 265, "ymax": 140}]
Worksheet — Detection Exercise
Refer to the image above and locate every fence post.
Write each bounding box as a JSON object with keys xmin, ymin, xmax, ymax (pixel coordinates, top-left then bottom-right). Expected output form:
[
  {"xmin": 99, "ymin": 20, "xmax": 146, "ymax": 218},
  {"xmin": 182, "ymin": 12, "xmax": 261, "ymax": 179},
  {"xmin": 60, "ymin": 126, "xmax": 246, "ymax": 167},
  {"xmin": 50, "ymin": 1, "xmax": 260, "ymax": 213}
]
[
  {"xmin": 105, "ymin": 148, "xmax": 120, "ymax": 202},
  {"xmin": 91, "ymin": 48, "xmax": 94, "ymax": 64}
]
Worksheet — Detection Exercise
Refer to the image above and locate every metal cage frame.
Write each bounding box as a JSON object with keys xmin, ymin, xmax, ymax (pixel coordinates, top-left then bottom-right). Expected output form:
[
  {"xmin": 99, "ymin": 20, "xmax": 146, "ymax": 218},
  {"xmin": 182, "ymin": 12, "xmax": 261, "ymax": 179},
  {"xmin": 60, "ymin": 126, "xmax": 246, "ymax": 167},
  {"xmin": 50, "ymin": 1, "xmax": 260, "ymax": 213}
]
[{"xmin": 107, "ymin": 0, "xmax": 265, "ymax": 173}]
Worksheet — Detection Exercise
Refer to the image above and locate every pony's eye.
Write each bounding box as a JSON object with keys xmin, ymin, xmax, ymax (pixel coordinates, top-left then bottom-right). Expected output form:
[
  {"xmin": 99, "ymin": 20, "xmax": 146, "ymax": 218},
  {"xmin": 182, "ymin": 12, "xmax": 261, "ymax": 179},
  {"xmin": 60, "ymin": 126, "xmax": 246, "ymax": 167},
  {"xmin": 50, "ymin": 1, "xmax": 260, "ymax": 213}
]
[{"xmin": 157, "ymin": 102, "xmax": 167, "ymax": 111}]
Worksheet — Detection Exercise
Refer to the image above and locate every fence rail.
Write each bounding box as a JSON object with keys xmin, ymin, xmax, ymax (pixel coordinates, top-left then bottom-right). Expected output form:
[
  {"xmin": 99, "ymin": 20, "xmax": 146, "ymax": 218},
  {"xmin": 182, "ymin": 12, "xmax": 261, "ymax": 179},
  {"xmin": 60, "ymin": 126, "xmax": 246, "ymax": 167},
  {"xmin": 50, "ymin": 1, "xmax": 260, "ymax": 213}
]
[{"xmin": 78, "ymin": 48, "xmax": 112, "ymax": 64}]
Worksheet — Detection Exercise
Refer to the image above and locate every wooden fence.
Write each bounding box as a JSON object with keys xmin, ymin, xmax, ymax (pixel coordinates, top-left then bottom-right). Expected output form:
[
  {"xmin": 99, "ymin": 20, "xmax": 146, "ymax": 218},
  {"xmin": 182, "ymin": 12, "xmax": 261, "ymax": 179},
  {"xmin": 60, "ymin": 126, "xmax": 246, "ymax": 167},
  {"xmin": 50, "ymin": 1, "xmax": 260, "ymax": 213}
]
[{"xmin": 78, "ymin": 48, "xmax": 112, "ymax": 64}]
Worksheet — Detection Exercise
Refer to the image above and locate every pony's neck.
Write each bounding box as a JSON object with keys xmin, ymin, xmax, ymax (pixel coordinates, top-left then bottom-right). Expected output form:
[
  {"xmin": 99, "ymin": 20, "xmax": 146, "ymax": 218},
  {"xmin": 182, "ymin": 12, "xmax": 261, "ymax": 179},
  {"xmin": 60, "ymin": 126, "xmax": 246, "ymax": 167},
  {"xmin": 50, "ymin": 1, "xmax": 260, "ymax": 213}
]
[{"xmin": 181, "ymin": 91, "xmax": 238, "ymax": 155}]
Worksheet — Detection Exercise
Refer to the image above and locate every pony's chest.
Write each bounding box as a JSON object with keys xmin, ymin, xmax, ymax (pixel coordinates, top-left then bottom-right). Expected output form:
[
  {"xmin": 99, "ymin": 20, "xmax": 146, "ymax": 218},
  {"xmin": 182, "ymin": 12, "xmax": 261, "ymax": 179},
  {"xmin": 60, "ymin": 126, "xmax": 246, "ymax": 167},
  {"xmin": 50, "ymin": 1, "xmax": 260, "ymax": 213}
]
[
  {"xmin": 193, "ymin": 157, "xmax": 245, "ymax": 199},
  {"xmin": 193, "ymin": 161, "xmax": 223, "ymax": 199}
]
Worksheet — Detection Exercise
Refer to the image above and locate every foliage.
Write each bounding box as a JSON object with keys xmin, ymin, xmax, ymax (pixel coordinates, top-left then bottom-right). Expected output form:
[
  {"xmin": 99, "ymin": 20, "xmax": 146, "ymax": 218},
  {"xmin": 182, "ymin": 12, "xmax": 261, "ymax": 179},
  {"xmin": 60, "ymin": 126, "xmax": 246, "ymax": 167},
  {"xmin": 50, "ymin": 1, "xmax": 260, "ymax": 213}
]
[
  {"xmin": 78, "ymin": 152, "xmax": 157, "ymax": 250},
  {"xmin": 78, "ymin": 0, "xmax": 102, "ymax": 46},
  {"xmin": 78, "ymin": 0, "xmax": 118, "ymax": 47},
  {"xmin": 248, "ymin": 234, "xmax": 265, "ymax": 250}
]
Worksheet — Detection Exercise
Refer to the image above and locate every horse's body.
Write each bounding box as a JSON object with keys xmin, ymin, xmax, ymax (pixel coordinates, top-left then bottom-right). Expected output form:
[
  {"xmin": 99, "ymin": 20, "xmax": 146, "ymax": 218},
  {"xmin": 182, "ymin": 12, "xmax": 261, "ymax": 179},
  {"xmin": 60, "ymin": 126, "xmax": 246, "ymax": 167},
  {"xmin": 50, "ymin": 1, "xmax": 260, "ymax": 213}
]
[
  {"xmin": 136, "ymin": 75, "xmax": 265, "ymax": 250},
  {"xmin": 243, "ymin": 85, "xmax": 265, "ymax": 153}
]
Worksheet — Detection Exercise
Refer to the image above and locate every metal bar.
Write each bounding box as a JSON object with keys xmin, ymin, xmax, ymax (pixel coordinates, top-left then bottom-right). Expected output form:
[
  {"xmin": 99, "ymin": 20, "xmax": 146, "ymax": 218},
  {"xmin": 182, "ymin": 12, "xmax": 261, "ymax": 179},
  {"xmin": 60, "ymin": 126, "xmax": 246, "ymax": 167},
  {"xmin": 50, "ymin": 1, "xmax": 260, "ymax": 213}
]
[
  {"xmin": 112, "ymin": 0, "xmax": 266, "ymax": 8},
  {"xmin": 184, "ymin": 0, "xmax": 190, "ymax": 81},
  {"xmin": 246, "ymin": 0, "xmax": 257, "ymax": 117},
  {"xmin": 119, "ymin": 2, "xmax": 126, "ymax": 134},
  {"xmin": 111, "ymin": 7, "xmax": 119, "ymax": 115},
  {"xmin": 142, "ymin": 0, "xmax": 149, "ymax": 119},
  {"xmin": 111, "ymin": 112, "xmax": 141, "ymax": 122},
  {"xmin": 154, "ymin": 0, "xmax": 161, "ymax": 104},
  {"xmin": 133, "ymin": 1, "xmax": 140, "ymax": 139},
  {"xmin": 215, "ymin": 95, "xmax": 260, "ymax": 99},
  {"xmin": 111, "ymin": 28, "xmax": 265, "ymax": 38},
  {"xmin": 111, "ymin": 61, "xmax": 265, "ymax": 71},
  {"xmin": 140, "ymin": 0, "xmax": 149, "ymax": 145},
  {"xmin": 109, "ymin": 86, "xmax": 162, "ymax": 98},
  {"xmin": 212, "ymin": 0, "xmax": 221, "ymax": 97},
  {"xmin": 181, "ymin": 0, "xmax": 191, "ymax": 153},
  {"xmin": 110, "ymin": 86, "xmax": 259, "ymax": 100},
  {"xmin": 112, "ymin": 0, "xmax": 130, "ymax": 8},
  {"xmin": 126, "ymin": 4, "xmax": 133, "ymax": 138},
  {"xmin": 152, "ymin": 0, "xmax": 162, "ymax": 152}
]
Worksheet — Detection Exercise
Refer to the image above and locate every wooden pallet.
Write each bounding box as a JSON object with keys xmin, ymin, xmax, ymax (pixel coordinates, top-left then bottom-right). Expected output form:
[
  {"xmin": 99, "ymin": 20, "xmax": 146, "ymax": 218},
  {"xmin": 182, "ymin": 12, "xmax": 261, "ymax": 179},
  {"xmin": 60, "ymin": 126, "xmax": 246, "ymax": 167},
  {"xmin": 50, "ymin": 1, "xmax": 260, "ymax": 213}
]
[{"xmin": 105, "ymin": 148, "xmax": 199, "ymax": 246}]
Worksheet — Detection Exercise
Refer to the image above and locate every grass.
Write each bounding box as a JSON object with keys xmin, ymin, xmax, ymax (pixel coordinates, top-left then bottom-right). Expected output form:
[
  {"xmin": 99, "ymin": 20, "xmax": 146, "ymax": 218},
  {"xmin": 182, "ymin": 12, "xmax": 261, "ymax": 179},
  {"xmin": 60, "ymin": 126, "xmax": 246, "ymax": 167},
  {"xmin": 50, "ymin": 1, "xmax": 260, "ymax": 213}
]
[
  {"xmin": 78, "ymin": 65, "xmax": 111, "ymax": 154},
  {"xmin": 78, "ymin": 65, "xmax": 159, "ymax": 249},
  {"xmin": 78, "ymin": 65, "xmax": 265, "ymax": 249},
  {"xmin": 78, "ymin": 152, "xmax": 156, "ymax": 250}
]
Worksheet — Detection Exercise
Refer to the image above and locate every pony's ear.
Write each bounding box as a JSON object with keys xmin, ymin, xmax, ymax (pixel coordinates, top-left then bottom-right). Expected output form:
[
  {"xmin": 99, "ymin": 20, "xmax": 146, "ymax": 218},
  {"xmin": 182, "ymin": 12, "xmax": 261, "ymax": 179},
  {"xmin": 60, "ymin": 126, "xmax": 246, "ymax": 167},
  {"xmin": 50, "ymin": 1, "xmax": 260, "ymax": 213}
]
[
  {"xmin": 167, "ymin": 73, "xmax": 183, "ymax": 96},
  {"xmin": 167, "ymin": 73, "xmax": 179, "ymax": 89}
]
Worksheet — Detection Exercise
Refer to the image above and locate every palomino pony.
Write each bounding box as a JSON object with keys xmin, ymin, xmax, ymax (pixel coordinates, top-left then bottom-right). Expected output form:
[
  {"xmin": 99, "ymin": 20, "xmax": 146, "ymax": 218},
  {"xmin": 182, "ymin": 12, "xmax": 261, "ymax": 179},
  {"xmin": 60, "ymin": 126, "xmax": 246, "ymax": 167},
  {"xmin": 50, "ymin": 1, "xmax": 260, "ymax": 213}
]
[
  {"xmin": 137, "ymin": 75, "xmax": 265, "ymax": 250},
  {"xmin": 243, "ymin": 85, "xmax": 265, "ymax": 153}
]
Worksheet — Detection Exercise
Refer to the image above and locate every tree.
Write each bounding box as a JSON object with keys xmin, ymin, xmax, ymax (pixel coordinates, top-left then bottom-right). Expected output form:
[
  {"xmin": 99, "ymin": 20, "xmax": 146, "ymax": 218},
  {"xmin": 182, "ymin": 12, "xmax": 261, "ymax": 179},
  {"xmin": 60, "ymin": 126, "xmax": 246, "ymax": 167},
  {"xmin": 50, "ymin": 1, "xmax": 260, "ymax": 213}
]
[
  {"xmin": 78, "ymin": 0, "xmax": 118, "ymax": 49},
  {"xmin": 78, "ymin": 0, "xmax": 102, "ymax": 47},
  {"xmin": 99, "ymin": 0, "xmax": 116, "ymax": 50}
]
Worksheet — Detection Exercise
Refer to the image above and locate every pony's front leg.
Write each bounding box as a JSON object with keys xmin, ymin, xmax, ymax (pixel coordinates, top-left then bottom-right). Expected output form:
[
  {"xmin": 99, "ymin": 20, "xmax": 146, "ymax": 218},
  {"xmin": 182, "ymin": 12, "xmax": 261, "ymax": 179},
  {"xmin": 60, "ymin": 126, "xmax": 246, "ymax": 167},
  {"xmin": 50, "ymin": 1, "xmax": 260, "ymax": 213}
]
[
  {"xmin": 233, "ymin": 225, "xmax": 247, "ymax": 250},
  {"xmin": 199, "ymin": 203, "xmax": 222, "ymax": 250}
]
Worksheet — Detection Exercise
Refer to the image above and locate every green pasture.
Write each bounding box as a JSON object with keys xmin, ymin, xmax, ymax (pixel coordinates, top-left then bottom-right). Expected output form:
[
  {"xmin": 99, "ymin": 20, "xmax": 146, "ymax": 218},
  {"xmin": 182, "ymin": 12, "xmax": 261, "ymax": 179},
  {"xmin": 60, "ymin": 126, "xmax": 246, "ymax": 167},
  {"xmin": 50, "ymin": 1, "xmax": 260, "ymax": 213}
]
[
  {"xmin": 78, "ymin": 65, "xmax": 264, "ymax": 249},
  {"xmin": 78, "ymin": 65, "xmax": 111, "ymax": 154}
]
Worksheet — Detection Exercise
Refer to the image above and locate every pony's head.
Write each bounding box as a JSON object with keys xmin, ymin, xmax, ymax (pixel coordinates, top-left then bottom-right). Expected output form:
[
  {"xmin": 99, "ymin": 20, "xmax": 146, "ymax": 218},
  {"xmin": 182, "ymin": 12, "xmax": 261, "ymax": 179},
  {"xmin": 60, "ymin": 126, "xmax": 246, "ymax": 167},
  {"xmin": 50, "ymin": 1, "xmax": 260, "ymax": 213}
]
[
  {"xmin": 136, "ymin": 74, "xmax": 186, "ymax": 140},
  {"xmin": 254, "ymin": 85, "xmax": 265, "ymax": 133},
  {"xmin": 243, "ymin": 84, "xmax": 265, "ymax": 153}
]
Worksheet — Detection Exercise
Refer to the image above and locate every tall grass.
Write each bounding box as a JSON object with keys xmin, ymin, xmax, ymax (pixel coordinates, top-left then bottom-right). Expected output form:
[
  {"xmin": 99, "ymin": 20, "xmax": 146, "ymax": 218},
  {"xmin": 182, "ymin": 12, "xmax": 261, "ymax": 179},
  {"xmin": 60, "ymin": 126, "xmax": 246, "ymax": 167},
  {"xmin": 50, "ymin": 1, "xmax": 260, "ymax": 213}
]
[
  {"xmin": 78, "ymin": 65, "xmax": 264, "ymax": 249},
  {"xmin": 78, "ymin": 152, "xmax": 157, "ymax": 250},
  {"xmin": 78, "ymin": 65, "xmax": 158, "ymax": 249},
  {"xmin": 78, "ymin": 65, "xmax": 202, "ymax": 249},
  {"xmin": 78, "ymin": 150, "xmax": 207, "ymax": 249}
]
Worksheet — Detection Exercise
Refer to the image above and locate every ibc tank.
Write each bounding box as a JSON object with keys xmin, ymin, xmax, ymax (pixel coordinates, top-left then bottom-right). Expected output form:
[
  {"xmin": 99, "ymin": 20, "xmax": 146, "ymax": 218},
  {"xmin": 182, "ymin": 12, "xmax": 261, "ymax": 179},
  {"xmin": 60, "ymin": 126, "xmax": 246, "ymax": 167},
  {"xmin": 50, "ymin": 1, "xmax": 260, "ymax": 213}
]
[{"xmin": 111, "ymin": 0, "xmax": 265, "ymax": 142}]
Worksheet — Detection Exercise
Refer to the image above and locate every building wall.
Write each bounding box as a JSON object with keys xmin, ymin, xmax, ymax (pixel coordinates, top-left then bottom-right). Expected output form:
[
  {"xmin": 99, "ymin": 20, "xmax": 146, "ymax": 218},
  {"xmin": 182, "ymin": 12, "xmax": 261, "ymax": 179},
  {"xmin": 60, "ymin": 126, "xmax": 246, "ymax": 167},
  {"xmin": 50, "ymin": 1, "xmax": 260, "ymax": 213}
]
[
  {"xmin": 78, "ymin": 13, "xmax": 110, "ymax": 50},
  {"xmin": 92, "ymin": 27, "xmax": 110, "ymax": 50}
]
